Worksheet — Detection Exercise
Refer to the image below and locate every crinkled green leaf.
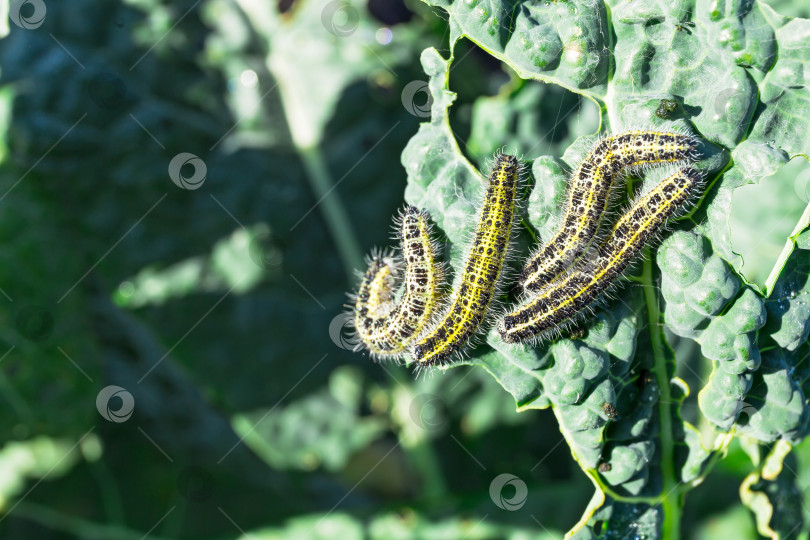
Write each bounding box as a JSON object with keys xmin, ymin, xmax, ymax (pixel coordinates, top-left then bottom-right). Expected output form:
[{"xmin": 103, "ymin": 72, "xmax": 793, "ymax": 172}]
[
  {"xmin": 764, "ymin": 245, "xmax": 810, "ymax": 352},
  {"xmin": 740, "ymin": 440, "xmax": 805, "ymax": 539},
  {"xmin": 658, "ymin": 230, "xmax": 767, "ymax": 430},
  {"xmin": 659, "ymin": 231, "xmax": 741, "ymax": 336},
  {"xmin": 568, "ymin": 492, "xmax": 661, "ymax": 539},
  {"xmin": 727, "ymin": 157, "xmax": 809, "ymax": 290},
  {"xmin": 736, "ymin": 348, "xmax": 808, "ymax": 442},
  {"xmin": 424, "ymin": 0, "xmax": 611, "ymax": 94},
  {"xmin": 403, "ymin": 45, "xmax": 715, "ymax": 539},
  {"xmin": 233, "ymin": 387, "xmax": 387, "ymax": 472},
  {"xmin": 466, "ymin": 81, "xmax": 601, "ymax": 167},
  {"xmin": 404, "ymin": 0, "xmax": 810, "ymax": 536}
]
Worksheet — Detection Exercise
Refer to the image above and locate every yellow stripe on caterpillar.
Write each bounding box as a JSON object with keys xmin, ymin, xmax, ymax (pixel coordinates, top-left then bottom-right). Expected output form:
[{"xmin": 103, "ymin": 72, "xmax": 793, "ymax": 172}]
[
  {"xmin": 412, "ymin": 154, "xmax": 520, "ymax": 366},
  {"xmin": 499, "ymin": 167, "xmax": 702, "ymax": 344},
  {"xmin": 352, "ymin": 206, "xmax": 444, "ymax": 358},
  {"xmin": 519, "ymin": 130, "xmax": 698, "ymax": 293}
]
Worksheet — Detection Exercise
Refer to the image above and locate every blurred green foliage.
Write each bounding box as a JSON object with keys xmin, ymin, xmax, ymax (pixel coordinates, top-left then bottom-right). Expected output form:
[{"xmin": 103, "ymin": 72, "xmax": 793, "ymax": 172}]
[{"xmin": 0, "ymin": 0, "xmax": 808, "ymax": 538}]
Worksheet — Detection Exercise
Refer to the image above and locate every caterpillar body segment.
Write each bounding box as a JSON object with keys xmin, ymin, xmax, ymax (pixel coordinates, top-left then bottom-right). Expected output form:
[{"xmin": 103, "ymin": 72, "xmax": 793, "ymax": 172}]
[
  {"xmin": 519, "ymin": 131, "xmax": 699, "ymax": 293},
  {"xmin": 499, "ymin": 167, "xmax": 702, "ymax": 344},
  {"xmin": 412, "ymin": 154, "xmax": 521, "ymax": 366},
  {"xmin": 352, "ymin": 206, "xmax": 444, "ymax": 358},
  {"xmin": 355, "ymin": 253, "xmax": 398, "ymax": 320}
]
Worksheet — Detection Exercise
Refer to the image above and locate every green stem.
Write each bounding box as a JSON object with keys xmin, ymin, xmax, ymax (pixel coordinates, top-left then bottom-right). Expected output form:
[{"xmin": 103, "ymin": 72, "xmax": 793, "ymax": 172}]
[
  {"xmin": 0, "ymin": 365, "xmax": 35, "ymax": 424},
  {"xmin": 9, "ymin": 502, "xmax": 171, "ymax": 540},
  {"xmin": 763, "ymin": 197, "xmax": 810, "ymax": 295},
  {"xmin": 403, "ymin": 431, "xmax": 448, "ymax": 504},
  {"xmin": 642, "ymin": 248, "xmax": 680, "ymax": 539},
  {"xmin": 231, "ymin": 0, "xmax": 364, "ymax": 280},
  {"xmin": 296, "ymin": 145, "xmax": 364, "ymax": 278},
  {"xmin": 89, "ymin": 459, "xmax": 125, "ymax": 525},
  {"xmin": 389, "ymin": 370, "xmax": 448, "ymax": 503}
]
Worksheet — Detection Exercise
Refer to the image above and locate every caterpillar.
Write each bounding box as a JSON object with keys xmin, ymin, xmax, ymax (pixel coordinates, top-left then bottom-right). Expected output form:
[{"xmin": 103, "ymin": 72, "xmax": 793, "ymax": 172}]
[
  {"xmin": 499, "ymin": 166, "xmax": 702, "ymax": 344},
  {"xmin": 412, "ymin": 154, "xmax": 520, "ymax": 366},
  {"xmin": 354, "ymin": 252, "xmax": 398, "ymax": 320},
  {"xmin": 352, "ymin": 206, "xmax": 444, "ymax": 358},
  {"xmin": 518, "ymin": 131, "xmax": 698, "ymax": 293}
]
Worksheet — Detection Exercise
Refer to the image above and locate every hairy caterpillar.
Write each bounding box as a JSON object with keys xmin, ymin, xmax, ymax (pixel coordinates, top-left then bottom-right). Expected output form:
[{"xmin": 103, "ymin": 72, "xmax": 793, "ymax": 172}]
[
  {"xmin": 355, "ymin": 252, "xmax": 397, "ymax": 319},
  {"xmin": 499, "ymin": 167, "xmax": 702, "ymax": 344},
  {"xmin": 412, "ymin": 154, "xmax": 520, "ymax": 366},
  {"xmin": 352, "ymin": 206, "xmax": 444, "ymax": 358},
  {"xmin": 519, "ymin": 131, "xmax": 698, "ymax": 293}
]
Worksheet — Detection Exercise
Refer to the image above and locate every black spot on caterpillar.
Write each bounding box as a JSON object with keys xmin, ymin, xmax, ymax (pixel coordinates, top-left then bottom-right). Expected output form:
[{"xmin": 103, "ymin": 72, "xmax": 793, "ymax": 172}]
[
  {"xmin": 519, "ymin": 130, "xmax": 699, "ymax": 293},
  {"xmin": 499, "ymin": 167, "xmax": 702, "ymax": 344},
  {"xmin": 412, "ymin": 154, "xmax": 521, "ymax": 366},
  {"xmin": 352, "ymin": 206, "xmax": 444, "ymax": 359}
]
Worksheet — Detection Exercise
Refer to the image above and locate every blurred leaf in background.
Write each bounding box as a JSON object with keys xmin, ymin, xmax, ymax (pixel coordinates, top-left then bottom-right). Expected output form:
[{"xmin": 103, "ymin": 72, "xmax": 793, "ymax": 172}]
[
  {"xmin": 0, "ymin": 0, "xmax": 808, "ymax": 539},
  {"xmin": 0, "ymin": 0, "xmax": 578, "ymax": 538}
]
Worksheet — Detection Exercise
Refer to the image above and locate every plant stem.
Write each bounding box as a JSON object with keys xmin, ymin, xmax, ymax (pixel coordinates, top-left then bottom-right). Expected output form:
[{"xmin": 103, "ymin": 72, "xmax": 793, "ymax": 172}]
[
  {"xmin": 89, "ymin": 459, "xmax": 125, "ymax": 526},
  {"xmin": 642, "ymin": 248, "xmax": 681, "ymax": 539},
  {"xmin": 296, "ymin": 145, "xmax": 364, "ymax": 278},
  {"xmin": 10, "ymin": 502, "xmax": 171, "ymax": 540},
  {"xmin": 390, "ymin": 369, "xmax": 448, "ymax": 503},
  {"xmin": 764, "ymin": 198, "xmax": 810, "ymax": 295}
]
